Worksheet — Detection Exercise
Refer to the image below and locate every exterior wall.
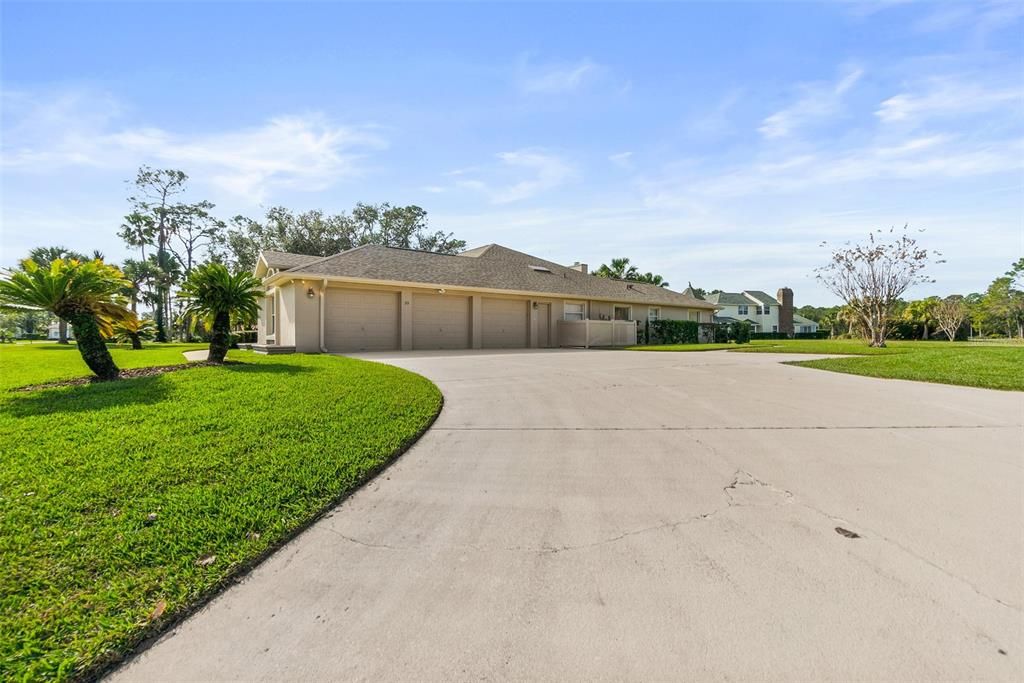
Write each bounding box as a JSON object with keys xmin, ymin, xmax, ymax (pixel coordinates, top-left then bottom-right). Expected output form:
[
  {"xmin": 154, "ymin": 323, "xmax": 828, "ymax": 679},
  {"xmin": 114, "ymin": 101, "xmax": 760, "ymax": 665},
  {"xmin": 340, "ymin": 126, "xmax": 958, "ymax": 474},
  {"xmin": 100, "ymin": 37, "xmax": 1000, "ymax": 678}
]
[
  {"xmin": 292, "ymin": 281, "xmax": 322, "ymax": 352},
  {"xmin": 258, "ymin": 277, "xmax": 714, "ymax": 352},
  {"xmin": 276, "ymin": 283, "xmax": 297, "ymax": 347},
  {"xmin": 718, "ymin": 303, "xmax": 780, "ymax": 331}
]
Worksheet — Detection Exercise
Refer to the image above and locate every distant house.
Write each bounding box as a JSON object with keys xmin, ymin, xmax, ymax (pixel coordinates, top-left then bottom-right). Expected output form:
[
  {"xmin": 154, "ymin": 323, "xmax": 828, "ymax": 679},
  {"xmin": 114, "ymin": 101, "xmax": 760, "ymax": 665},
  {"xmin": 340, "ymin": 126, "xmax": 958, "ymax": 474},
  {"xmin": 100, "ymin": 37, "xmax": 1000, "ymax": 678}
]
[
  {"xmin": 46, "ymin": 321, "xmax": 74, "ymax": 340},
  {"xmin": 705, "ymin": 289, "xmax": 818, "ymax": 335}
]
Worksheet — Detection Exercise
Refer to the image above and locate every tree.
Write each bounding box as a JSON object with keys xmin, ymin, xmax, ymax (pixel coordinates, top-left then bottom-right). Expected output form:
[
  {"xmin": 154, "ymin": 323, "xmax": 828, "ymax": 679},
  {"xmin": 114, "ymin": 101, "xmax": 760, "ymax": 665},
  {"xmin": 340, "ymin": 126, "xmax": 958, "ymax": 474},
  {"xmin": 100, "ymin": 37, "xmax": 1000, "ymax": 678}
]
[
  {"xmin": 636, "ymin": 272, "xmax": 670, "ymax": 288},
  {"xmin": 111, "ymin": 314, "xmax": 156, "ymax": 350},
  {"xmin": 121, "ymin": 166, "xmax": 220, "ymax": 342},
  {"xmin": 178, "ymin": 263, "xmax": 262, "ymax": 363},
  {"xmin": 595, "ymin": 257, "xmax": 639, "ymax": 280},
  {"xmin": 0, "ymin": 259, "xmax": 132, "ymax": 379},
  {"xmin": 24, "ymin": 246, "xmax": 91, "ymax": 343},
  {"xmin": 815, "ymin": 227, "xmax": 941, "ymax": 347},
  {"xmin": 902, "ymin": 296, "xmax": 940, "ymax": 339},
  {"xmin": 223, "ymin": 203, "xmax": 465, "ymax": 272},
  {"xmin": 167, "ymin": 200, "xmax": 226, "ymax": 276},
  {"xmin": 120, "ymin": 258, "xmax": 157, "ymax": 313},
  {"xmin": 934, "ymin": 297, "xmax": 967, "ymax": 341}
]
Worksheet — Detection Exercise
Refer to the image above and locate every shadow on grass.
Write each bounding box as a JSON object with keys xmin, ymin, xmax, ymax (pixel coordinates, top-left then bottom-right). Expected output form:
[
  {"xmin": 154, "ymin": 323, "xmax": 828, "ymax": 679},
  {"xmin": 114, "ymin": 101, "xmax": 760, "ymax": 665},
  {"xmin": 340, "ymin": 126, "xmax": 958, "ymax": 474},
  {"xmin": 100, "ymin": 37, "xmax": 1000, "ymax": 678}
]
[
  {"xmin": 3, "ymin": 376, "xmax": 174, "ymax": 417},
  {"xmin": 220, "ymin": 362, "xmax": 315, "ymax": 376}
]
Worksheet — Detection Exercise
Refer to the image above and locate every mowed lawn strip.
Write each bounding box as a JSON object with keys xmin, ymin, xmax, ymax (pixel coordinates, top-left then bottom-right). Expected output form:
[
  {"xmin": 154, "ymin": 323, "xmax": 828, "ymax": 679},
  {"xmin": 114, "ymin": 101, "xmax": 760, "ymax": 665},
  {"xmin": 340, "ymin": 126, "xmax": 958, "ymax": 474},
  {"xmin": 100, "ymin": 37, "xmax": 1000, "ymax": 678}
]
[
  {"xmin": 0, "ymin": 351, "xmax": 442, "ymax": 680},
  {"xmin": 0, "ymin": 342, "xmax": 208, "ymax": 390},
  {"xmin": 627, "ymin": 339, "xmax": 1024, "ymax": 391}
]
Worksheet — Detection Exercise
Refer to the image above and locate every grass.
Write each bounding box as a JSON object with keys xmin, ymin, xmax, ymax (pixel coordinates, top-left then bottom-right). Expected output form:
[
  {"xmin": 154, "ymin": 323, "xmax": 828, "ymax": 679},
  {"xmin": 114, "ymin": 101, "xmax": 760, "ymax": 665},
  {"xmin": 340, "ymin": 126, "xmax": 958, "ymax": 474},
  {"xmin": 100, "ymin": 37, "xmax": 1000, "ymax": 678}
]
[
  {"xmin": 626, "ymin": 339, "xmax": 1024, "ymax": 391},
  {"xmin": 0, "ymin": 342, "xmax": 208, "ymax": 390},
  {"xmin": 0, "ymin": 346, "xmax": 442, "ymax": 680}
]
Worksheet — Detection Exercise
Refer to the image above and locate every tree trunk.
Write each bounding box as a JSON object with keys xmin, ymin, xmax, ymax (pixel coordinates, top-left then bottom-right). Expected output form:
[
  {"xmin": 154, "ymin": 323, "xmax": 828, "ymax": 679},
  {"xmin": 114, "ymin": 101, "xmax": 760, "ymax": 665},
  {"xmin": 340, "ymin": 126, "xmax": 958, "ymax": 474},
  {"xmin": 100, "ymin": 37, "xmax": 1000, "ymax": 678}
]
[
  {"xmin": 58, "ymin": 319, "xmax": 69, "ymax": 344},
  {"xmin": 130, "ymin": 332, "xmax": 142, "ymax": 350},
  {"xmin": 68, "ymin": 314, "xmax": 120, "ymax": 379},
  {"xmin": 154, "ymin": 286, "xmax": 167, "ymax": 342},
  {"xmin": 922, "ymin": 324, "xmax": 929, "ymax": 340},
  {"xmin": 208, "ymin": 310, "xmax": 231, "ymax": 363}
]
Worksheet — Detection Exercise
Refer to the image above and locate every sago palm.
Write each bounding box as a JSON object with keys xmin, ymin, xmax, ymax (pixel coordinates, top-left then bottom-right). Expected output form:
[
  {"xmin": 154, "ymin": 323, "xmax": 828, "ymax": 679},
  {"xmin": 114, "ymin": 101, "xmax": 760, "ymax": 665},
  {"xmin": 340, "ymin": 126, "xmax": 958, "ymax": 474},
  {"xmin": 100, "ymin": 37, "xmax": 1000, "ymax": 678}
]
[
  {"xmin": 111, "ymin": 314, "xmax": 157, "ymax": 350},
  {"xmin": 0, "ymin": 259, "xmax": 133, "ymax": 379},
  {"xmin": 178, "ymin": 263, "xmax": 262, "ymax": 363}
]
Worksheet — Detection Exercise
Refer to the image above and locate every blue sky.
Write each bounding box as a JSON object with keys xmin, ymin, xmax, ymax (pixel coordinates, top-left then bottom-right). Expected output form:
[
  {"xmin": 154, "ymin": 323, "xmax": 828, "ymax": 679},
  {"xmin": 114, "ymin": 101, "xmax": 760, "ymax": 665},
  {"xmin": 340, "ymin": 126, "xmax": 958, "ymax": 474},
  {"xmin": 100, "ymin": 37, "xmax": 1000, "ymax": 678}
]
[{"xmin": 2, "ymin": 1, "xmax": 1022, "ymax": 305}]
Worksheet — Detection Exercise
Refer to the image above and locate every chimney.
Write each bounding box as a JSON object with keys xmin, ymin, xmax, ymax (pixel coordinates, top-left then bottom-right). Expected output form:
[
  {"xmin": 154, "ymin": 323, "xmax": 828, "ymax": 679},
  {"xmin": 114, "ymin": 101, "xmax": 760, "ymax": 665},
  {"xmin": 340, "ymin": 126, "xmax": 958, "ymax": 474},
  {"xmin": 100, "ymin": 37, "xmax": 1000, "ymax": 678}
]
[
  {"xmin": 777, "ymin": 287, "xmax": 794, "ymax": 338},
  {"xmin": 569, "ymin": 262, "xmax": 588, "ymax": 275}
]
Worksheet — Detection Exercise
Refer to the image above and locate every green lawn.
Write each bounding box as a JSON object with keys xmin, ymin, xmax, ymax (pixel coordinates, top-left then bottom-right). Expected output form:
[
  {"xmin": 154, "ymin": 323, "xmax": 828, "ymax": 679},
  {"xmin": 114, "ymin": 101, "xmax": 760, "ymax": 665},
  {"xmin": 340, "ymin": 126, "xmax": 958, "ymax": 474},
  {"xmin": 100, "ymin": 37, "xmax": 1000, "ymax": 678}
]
[
  {"xmin": 0, "ymin": 342, "xmax": 208, "ymax": 390},
  {"xmin": 626, "ymin": 339, "xmax": 1024, "ymax": 391},
  {"xmin": 0, "ymin": 346, "xmax": 442, "ymax": 680}
]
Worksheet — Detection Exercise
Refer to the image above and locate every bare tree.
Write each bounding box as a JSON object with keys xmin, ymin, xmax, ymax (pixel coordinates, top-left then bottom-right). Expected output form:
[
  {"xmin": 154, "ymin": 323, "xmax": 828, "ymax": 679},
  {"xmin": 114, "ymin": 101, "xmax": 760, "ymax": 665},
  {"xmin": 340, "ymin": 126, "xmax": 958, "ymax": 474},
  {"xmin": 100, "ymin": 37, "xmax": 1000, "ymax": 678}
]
[
  {"xmin": 934, "ymin": 297, "xmax": 967, "ymax": 341},
  {"xmin": 815, "ymin": 226, "xmax": 941, "ymax": 347}
]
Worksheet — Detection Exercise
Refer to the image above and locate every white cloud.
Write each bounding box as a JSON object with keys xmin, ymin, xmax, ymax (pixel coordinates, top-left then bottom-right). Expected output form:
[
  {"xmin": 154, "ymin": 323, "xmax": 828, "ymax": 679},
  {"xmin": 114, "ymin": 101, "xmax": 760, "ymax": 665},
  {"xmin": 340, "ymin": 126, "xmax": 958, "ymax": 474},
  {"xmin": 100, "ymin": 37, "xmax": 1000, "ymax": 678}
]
[
  {"xmin": 608, "ymin": 151, "xmax": 633, "ymax": 169},
  {"xmin": 876, "ymin": 77, "xmax": 1022, "ymax": 124},
  {"xmin": 640, "ymin": 133, "xmax": 1023, "ymax": 205},
  {"xmin": 453, "ymin": 148, "xmax": 574, "ymax": 204},
  {"xmin": 759, "ymin": 66, "xmax": 864, "ymax": 139},
  {"xmin": 1, "ymin": 88, "xmax": 386, "ymax": 202},
  {"xmin": 517, "ymin": 56, "xmax": 602, "ymax": 94}
]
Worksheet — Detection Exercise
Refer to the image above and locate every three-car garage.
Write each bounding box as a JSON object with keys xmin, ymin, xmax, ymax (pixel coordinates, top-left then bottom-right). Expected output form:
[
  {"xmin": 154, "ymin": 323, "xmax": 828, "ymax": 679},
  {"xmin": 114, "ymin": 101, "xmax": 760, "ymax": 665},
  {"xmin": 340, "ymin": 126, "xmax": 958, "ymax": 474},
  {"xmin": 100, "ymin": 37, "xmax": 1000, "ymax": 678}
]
[{"xmin": 323, "ymin": 287, "xmax": 532, "ymax": 353}]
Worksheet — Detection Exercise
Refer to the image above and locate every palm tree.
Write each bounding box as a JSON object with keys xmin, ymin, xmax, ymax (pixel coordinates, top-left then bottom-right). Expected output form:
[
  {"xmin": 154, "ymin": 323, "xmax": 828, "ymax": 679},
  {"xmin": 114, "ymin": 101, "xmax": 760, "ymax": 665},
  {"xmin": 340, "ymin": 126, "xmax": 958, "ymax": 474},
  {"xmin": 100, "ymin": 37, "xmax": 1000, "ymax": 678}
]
[
  {"xmin": 636, "ymin": 272, "xmax": 670, "ymax": 288},
  {"xmin": 0, "ymin": 259, "xmax": 132, "ymax": 379},
  {"xmin": 595, "ymin": 257, "xmax": 639, "ymax": 281},
  {"xmin": 112, "ymin": 314, "xmax": 156, "ymax": 350},
  {"xmin": 178, "ymin": 263, "xmax": 261, "ymax": 363},
  {"xmin": 26, "ymin": 246, "xmax": 89, "ymax": 343},
  {"xmin": 121, "ymin": 258, "xmax": 156, "ymax": 313}
]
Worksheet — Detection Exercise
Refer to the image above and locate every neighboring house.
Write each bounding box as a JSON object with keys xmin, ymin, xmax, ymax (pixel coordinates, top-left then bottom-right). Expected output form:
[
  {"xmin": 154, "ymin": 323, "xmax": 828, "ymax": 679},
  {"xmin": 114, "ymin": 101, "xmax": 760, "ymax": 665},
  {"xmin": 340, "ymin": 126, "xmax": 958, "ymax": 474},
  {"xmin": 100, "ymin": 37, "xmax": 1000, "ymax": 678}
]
[
  {"xmin": 253, "ymin": 244, "xmax": 718, "ymax": 353},
  {"xmin": 46, "ymin": 321, "xmax": 74, "ymax": 340},
  {"xmin": 706, "ymin": 288, "xmax": 818, "ymax": 335}
]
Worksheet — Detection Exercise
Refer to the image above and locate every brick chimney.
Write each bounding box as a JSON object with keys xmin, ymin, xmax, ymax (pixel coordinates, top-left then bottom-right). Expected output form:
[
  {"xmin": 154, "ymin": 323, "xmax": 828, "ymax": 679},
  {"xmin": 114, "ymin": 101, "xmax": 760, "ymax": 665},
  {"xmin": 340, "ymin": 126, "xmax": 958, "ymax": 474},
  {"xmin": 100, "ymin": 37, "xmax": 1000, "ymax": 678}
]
[
  {"xmin": 569, "ymin": 262, "xmax": 588, "ymax": 275},
  {"xmin": 777, "ymin": 287, "xmax": 794, "ymax": 338}
]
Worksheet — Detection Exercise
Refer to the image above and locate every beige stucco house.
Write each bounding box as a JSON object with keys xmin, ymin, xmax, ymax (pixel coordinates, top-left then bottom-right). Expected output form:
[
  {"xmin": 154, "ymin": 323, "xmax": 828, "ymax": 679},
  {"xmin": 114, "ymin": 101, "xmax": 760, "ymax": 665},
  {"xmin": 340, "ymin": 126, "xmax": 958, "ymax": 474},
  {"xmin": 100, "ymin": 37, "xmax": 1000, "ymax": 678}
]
[{"xmin": 253, "ymin": 244, "xmax": 718, "ymax": 353}]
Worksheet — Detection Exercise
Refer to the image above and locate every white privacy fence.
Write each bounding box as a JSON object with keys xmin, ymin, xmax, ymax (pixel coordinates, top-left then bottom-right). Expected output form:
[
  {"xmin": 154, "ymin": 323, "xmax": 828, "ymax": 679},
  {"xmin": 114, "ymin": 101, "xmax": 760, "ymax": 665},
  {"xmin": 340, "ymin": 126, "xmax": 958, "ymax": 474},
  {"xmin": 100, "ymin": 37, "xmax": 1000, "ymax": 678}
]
[{"xmin": 558, "ymin": 320, "xmax": 637, "ymax": 348}]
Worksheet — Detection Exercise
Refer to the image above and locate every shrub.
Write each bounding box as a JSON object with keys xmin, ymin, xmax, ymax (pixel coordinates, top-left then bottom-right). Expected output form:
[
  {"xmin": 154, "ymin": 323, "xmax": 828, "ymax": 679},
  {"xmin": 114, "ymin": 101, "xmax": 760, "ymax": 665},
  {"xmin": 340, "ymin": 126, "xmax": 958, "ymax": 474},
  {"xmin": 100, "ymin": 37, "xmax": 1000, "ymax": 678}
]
[
  {"xmin": 650, "ymin": 319, "xmax": 700, "ymax": 344},
  {"xmin": 728, "ymin": 320, "xmax": 751, "ymax": 344}
]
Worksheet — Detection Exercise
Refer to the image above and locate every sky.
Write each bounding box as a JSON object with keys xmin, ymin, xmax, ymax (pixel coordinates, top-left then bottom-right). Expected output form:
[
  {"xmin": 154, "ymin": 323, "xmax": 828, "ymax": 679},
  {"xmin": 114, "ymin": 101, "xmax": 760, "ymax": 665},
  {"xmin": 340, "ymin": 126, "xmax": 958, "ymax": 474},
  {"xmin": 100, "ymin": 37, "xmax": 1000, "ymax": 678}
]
[{"xmin": 2, "ymin": 1, "xmax": 1022, "ymax": 306}]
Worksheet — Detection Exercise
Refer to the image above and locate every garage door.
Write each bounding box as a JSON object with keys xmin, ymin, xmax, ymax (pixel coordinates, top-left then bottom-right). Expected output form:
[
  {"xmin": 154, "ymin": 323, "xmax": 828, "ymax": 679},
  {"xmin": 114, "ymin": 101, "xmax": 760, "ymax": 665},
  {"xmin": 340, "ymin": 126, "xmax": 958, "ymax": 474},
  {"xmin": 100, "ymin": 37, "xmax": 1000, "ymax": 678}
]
[
  {"xmin": 324, "ymin": 288, "xmax": 399, "ymax": 352},
  {"xmin": 412, "ymin": 293, "xmax": 470, "ymax": 349},
  {"xmin": 482, "ymin": 297, "xmax": 528, "ymax": 348}
]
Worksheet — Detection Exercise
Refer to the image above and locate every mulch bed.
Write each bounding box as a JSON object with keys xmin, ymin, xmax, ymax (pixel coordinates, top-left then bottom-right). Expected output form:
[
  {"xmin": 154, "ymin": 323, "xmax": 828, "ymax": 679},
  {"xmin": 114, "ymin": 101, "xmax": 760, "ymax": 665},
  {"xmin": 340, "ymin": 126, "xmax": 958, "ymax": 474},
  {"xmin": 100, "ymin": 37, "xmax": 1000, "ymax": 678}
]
[{"xmin": 11, "ymin": 361, "xmax": 230, "ymax": 392}]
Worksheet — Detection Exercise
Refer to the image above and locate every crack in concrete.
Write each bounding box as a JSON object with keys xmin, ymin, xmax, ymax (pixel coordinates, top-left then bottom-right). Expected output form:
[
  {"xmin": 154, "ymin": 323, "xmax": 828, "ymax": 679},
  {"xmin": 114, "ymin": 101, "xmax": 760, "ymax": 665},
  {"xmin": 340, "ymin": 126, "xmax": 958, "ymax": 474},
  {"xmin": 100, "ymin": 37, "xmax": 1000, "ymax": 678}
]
[{"xmin": 322, "ymin": 466, "xmax": 1020, "ymax": 615}]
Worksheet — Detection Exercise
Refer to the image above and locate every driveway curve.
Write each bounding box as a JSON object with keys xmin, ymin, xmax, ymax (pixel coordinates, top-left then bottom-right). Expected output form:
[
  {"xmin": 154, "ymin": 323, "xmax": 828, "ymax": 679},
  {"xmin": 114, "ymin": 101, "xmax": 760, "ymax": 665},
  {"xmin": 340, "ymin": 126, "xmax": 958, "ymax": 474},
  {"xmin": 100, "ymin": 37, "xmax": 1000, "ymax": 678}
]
[{"xmin": 111, "ymin": 349, "xmax": 1023, "ymax": 681}]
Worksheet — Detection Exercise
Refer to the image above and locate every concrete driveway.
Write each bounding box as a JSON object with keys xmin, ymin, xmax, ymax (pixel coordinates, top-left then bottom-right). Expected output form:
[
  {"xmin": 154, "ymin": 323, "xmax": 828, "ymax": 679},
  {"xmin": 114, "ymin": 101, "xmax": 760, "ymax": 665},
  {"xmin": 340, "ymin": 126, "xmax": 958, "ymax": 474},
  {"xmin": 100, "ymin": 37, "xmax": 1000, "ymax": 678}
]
[{"xmin": 112, "ymin": 349, "xmax": 1023, "ymax": 681}]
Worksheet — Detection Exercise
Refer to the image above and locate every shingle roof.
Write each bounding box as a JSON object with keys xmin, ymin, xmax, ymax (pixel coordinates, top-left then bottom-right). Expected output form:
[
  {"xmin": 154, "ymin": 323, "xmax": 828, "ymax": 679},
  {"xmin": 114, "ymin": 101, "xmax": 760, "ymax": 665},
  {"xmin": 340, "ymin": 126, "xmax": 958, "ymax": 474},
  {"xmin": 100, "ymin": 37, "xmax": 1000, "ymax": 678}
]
[
  {"xmin": 705, "ymin": 292, "xmax": 751, "ymax": 306},
  {"xmin": 261, "ymin": 250, "xmax": 323, "ymax": 270},
  {"xmin": 744, "ymin": 290, "xmax": 780, "ymax": 306},
  {"xmin": 793, "ymin": 313, "xmax": 818, "ymax": 325},
  {"xmin": 706, "ymin": 290, "xmax": 780, "ymax": 306},
  {"xmin": 269, "ymin": 244, "xmax": 717, "ymax": 309}
]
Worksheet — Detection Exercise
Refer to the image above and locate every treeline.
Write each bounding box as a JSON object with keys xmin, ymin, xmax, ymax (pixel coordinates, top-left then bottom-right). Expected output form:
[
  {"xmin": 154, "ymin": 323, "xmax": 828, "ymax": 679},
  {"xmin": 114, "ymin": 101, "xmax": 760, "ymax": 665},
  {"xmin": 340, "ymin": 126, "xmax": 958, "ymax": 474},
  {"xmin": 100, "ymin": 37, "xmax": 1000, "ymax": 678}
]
[
  {"xmin": 796, "ymin": 258, "xmax": 1024, "ymax": 340},
  {"xmin": 1, "ymin": 166, "xmax": 466, "ymax": 342}
]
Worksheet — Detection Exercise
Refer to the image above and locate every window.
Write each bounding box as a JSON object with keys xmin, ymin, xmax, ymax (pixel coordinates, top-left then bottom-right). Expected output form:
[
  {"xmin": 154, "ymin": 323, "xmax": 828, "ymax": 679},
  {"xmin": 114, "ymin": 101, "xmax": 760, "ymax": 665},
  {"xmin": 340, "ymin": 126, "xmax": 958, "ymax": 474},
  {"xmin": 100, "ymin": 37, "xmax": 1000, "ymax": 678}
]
[
  {"xmin": 564, "ymin": 302, "xmax": 585, "ymax": 321},
  {"xmin": 529, "ymin": 265, "xmax": 552, "ymax": 273},
  {"xmin": 648, "ymin": 307, "xmax": 661, "ymax": 321},
  {"xmin": 772, "ymin": 325, "xmax": 778, "ymax": 332},
  {"xmin": 759, "ymin": 305, "xmax": 769, "ymax": 315},
  {"xmin": 737, "ymin": 304, "xmax": 748, "ymax": 316},
  {"xmin": 613, "ymin": 305, "xmax": 631, "ymax": 321},
  {"xmin": 267, "ymin": 295, "xmax": 276, "ymax": 338}
]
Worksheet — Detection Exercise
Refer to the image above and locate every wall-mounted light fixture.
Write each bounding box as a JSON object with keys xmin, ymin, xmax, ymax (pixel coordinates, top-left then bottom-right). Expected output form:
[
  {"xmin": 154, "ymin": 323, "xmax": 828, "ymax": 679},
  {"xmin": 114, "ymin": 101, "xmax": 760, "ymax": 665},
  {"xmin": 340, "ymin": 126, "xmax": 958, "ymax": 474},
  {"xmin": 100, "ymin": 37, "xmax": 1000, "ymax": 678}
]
[
  {"xmin": 306, "ymin": 287, "xmax": 316, "ymax": 299},
  {"xmin": 532, "ymin": 302, "xmax": 538, "ymax": 310},
  {"xmin": 437, "ymin": 288, "xmax": 446, "ymax": 294}
]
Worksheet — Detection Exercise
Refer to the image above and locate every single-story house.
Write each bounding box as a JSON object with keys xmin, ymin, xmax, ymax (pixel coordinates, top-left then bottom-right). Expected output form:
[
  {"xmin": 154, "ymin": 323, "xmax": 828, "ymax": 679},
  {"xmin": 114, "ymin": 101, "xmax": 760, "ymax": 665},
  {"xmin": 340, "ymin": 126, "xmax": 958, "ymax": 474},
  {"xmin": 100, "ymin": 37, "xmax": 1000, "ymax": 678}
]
[{"xmin": 253, "ymin": 244, "xmax": 718, "ymax": 353}]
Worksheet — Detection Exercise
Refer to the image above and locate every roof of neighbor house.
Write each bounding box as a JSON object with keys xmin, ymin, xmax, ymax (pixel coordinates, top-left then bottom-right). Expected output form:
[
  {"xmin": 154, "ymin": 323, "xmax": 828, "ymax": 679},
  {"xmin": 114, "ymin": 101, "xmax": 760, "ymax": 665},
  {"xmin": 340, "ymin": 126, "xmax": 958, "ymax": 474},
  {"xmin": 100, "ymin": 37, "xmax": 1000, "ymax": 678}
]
[
  {"xmin": 264, "ymin": 243, "xmax": 718, "ymax": 309},
  {"xmin": 793, "ymin": 313, "xmax": 818, "ymax": 326},
  {"xmin": 705, "ymin": 290, "xmax": 781, "ymax": 306}
]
